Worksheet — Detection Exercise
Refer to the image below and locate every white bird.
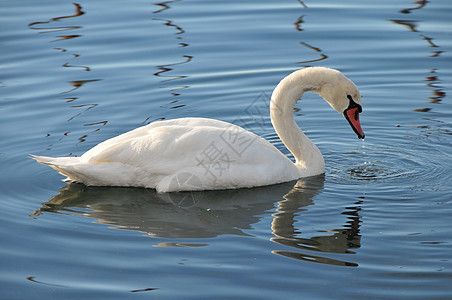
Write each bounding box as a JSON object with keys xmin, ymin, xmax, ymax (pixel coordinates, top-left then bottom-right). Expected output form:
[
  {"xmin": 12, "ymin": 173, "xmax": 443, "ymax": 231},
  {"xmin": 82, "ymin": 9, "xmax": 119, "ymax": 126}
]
[{"xmin": 32, "ymin": 67, "xmax": 364, "ymax": 192}]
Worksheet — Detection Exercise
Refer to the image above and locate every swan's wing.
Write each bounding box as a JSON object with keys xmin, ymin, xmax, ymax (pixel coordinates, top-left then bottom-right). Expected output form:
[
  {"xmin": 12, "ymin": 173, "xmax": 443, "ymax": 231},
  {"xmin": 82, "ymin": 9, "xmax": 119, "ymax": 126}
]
[
  {"xmin": 77, "ymin": 117, "xmax": 298, "ymax": 191},
  {"xmin": 81, "ymin": 118, "xmax": 259, "ymax": 172},
  {"xmin": 82, "ymin": 125, "xmax": 194, "ymax": 173},
  {"xmin": 81, "ymin": 117, "xmax": 232, "ymax": 160}
]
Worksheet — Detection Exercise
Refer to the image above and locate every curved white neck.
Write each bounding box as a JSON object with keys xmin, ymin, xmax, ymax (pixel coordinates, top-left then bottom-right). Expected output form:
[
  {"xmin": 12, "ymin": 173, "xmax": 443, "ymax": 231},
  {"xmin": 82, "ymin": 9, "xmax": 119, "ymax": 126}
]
[{"xmin": 270, "ymin": 71, "xmax": 325, "ymax": 173}]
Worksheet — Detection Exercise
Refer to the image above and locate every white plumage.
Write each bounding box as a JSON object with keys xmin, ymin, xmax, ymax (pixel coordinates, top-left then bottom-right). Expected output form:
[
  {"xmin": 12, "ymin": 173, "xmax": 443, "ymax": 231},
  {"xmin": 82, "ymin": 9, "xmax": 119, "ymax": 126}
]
[{"xmin": 32, "ymin": 67, "xmax": 364, "ymax": 192}]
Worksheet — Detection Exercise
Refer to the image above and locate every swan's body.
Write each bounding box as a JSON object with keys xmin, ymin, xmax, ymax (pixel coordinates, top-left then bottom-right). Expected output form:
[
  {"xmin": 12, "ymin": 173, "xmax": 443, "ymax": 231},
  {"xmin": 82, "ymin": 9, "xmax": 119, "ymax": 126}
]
[{"xmin": 32, "ymin": 67, "xmax": 364, "ymax": 192}]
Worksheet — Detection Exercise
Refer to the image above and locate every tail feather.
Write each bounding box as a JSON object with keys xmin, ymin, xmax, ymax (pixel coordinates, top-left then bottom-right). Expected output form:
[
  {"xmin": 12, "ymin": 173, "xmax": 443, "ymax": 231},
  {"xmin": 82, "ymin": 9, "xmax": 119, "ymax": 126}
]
[
  {"xmin": 31, "ymin": 155, "xmax": 82, "ymax": 182},
  {"xmin": 30, "ymin": 154, "xmax": 78, "ymax": 166}
]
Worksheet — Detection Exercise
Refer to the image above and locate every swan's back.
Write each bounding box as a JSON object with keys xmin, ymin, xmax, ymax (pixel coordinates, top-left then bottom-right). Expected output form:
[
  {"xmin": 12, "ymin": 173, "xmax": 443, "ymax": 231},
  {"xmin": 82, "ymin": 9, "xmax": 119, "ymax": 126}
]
[
  {"xmin": 81, "ymin": 118, "xmax": 233, "ymax": 160},
  {"xmin": 33, "ymin": 118, "xmax": 299, "ymax": 192}
]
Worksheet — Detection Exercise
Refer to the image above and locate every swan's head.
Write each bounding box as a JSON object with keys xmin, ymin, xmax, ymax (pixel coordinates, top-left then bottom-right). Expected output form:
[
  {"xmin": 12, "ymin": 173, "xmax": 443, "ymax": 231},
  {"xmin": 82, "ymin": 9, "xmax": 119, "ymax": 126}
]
[{"xmin": 313, "ymin": 68, "xmax": 365, "ymax": 139}]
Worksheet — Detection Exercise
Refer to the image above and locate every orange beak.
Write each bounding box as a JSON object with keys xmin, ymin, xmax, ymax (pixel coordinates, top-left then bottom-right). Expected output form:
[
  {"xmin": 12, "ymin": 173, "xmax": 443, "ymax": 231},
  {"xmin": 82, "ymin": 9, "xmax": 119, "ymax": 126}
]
[{"xmin": 344, "ymin": 106, "xmax": 365, "ymax": 139}]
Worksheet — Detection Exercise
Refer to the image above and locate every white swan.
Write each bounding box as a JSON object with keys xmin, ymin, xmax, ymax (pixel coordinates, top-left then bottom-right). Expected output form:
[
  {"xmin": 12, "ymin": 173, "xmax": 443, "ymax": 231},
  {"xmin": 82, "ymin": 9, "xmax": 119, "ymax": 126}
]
[{"xmin": 32, "ymin": 67, "xmax": 364, "ymax": 192}]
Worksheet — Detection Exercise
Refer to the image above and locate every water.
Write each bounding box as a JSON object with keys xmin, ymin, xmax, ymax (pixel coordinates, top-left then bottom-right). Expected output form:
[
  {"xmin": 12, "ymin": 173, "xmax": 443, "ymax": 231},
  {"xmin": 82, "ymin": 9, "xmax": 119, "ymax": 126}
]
[{"xmin": 1, "ymin": 0, "xmax": 451, "ymax": 298}]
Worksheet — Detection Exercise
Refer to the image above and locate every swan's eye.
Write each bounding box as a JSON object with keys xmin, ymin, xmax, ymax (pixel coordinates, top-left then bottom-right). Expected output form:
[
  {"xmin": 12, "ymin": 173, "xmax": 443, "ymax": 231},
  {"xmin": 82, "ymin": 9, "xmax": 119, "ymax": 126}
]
[{"xmin": 346, "ymin": 95, "xmax": 362, "ymax": 113}]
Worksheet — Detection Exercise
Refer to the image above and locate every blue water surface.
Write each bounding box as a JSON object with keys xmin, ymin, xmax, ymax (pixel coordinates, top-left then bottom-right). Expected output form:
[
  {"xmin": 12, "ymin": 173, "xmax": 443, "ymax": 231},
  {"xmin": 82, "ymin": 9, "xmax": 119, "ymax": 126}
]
[{"xmin": 1, "ymin": 0, "xmax": 452, "ymax": 298}]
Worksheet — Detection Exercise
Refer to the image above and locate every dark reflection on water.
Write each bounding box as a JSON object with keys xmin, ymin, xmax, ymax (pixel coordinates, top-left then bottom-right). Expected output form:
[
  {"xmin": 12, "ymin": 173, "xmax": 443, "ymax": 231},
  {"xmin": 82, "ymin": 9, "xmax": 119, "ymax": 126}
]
[
  {"xmin": 425, "ymin": 69, "xmax": 446, "ymax": 104},
  {"xmin": 26, "ymin": 276, "xmax": 68, "ymax": 288},
  {"xmin": 26, "ymin": 0, "xmax": 194, "ymax": 145},
  {"xmin": 153, "ymin": 55, "xmax": 192, "ymax": 82},
  {"xmin": 389, "ymin": 2, "xmax": 447, "ymax": 117},
  {"xmin": 32, "ymin": 175, "xmax": 359, "ymax": 266},
  {"xmin": 144, "ymin": 0, "xmax": 192, "ymax": 122},
  {"xmin": 399, "ymin": 0, "xmax": 428, "ymax": 15},
  {"xmin": 27, "ymin": 3, "xmax": 106, "ymax": 146},
  {"xmin": 153, "ymin": 0, "xmax": 181, "ymax": 14},
  {"xmin": 28, "ymin": 3, "xmax": 84, "ymax": 32},
  {"xmin": 152, "ymin": 2, "xmax": 190, "ymax": 82},
  {"xmin": 297, "ymin": 42, "xmax": 328, "ymax": 65},
  {"xmin": 62, "ymin": 79, "xmax": 101, "ymax": 94},
  {"xmin": 271, "ymin": 177, "xmax": 361, "ymax": 267},
  {"xmin": 292, "ymin": 1, "xmax": 329, "ymax": 67},
  {"xmin": 33, "ymin": 182, "xmax": 291, "ymax": 239}
]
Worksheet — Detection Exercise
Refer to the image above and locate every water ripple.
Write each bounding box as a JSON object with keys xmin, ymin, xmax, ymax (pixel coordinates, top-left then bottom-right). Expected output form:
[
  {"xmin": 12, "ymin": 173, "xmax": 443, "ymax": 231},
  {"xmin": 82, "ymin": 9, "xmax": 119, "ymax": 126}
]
[{"xmin": 328, "ymin": 135, "xmax": 451, "ymax": 191}]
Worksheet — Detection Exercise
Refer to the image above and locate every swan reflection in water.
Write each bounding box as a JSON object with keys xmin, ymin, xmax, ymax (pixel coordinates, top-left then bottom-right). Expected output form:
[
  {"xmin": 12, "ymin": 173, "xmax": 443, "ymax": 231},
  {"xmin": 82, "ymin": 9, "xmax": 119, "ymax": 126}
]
[{"xmin": 33, "ymin": 175, "xmax": 361, "ymax": 266}]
